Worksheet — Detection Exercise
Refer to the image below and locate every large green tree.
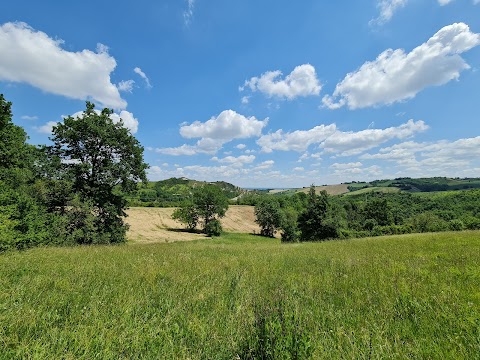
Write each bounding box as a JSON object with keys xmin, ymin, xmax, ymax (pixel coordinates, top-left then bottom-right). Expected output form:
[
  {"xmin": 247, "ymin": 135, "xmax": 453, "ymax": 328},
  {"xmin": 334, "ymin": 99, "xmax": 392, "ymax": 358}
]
[
  {"xmin": 50, "ymin": 102, "xmax": 148, "ymax": 243},
  {"xmin": 297, "ymin": 186, "xmax": 338, "ymax": 241},
  {"xmin": 254, "ymin": 197, "xmax": 284, "ymax": 237},
  {"xmin": 173, "ymin": 184, "xmax": 228, "ymax": 236}
]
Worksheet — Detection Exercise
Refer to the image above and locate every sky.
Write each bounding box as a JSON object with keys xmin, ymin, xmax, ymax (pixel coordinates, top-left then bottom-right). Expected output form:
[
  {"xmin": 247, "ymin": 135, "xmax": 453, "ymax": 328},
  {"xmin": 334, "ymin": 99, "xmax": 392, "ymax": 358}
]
[{"xmin": 1, "ymin": 0, "xmax": 480, "ymax": 188}]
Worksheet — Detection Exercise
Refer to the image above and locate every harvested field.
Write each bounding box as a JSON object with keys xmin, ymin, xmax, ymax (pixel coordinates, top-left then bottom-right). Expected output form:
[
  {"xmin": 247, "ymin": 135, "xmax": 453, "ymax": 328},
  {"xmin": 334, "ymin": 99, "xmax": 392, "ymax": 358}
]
[{"xmin": 125, "ymin": 205, "xmax": 261, "ymax": 244}]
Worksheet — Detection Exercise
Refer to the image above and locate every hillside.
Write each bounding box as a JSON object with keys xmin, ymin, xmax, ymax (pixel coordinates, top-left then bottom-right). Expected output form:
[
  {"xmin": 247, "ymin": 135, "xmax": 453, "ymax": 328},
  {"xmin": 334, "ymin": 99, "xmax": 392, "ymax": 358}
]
[{"xmin": 126, "ymin": 205, "xmax": 261, "ymax": 243}]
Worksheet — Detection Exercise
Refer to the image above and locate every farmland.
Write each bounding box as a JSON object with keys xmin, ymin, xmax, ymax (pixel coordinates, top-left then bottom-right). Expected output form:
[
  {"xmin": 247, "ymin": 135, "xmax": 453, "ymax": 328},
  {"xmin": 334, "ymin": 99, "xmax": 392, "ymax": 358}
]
[
  {"xmin": 126, "ymin": 205, "xmax": 261, "ymax": 243},
  {"xmin": 1, "ymin": 231, "xmax": 479, "ymax": 358}
]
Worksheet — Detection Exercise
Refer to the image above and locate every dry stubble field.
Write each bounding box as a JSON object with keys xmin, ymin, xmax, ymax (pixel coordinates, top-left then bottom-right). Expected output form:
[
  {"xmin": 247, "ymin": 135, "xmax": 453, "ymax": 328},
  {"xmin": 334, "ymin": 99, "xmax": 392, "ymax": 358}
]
[{"xmin": 125, "ymin": 205, "xmax": 261, "ymax": 243}]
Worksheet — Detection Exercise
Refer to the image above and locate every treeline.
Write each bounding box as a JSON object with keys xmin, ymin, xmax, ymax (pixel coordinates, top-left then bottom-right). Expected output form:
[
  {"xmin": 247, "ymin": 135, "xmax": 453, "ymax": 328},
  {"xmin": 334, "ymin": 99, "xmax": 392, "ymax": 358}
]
[
  {"xmin": 128, "ymin": 178, "xmax": 242, "ymax": 207},
  {"xmin": 0, "ymin": 95, "xmax": 147, "ymax": 252},
  {"xmin": 250, "ymin": 186, "xmax": 480, "ymax": 242}
]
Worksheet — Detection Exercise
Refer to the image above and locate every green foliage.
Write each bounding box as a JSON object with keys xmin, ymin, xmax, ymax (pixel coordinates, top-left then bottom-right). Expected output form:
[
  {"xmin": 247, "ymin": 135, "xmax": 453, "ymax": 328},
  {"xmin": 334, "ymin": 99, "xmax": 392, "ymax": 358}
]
[
  {"xmin": 298, "ymin": 186, "xmax": 338, "ymax": 241},
  {"xmin": 363, "ymin": 197, "xmax": 394, "ymax": 226},
  {"xmin": 172, "ymin": 204, "xmax": 199, "ymax": 230},
  {"xmin": 254, "ymin": 197, "xmax": 284, "ymax": 237},
  {"xmin": 0, "ymin": 94, "xmax": 31, "ymax": 175},
  {"xmin": 192, "ymin": 185, "xmax": 229, "ymax": 227},
  {"xmin": 280, "ymin": 208, "xmax": 299, "ymax": 243},
  {"xmin": 50, "ymin": 102, "xmax": 148, "ymax": 243},
  {"xmin": 172, "ymin": 185, "xmax": 229, "ymax": 235},
  {"xmin": 204, "ymin": 218, "xmax": 223, "ymax": 237}
]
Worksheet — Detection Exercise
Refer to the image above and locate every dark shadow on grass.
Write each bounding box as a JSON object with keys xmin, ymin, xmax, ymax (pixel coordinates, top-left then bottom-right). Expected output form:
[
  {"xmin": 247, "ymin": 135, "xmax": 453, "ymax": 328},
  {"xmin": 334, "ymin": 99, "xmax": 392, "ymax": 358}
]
[{"xmin": 166, "ymin": 227, "xmax": 204, "ymax": 234}]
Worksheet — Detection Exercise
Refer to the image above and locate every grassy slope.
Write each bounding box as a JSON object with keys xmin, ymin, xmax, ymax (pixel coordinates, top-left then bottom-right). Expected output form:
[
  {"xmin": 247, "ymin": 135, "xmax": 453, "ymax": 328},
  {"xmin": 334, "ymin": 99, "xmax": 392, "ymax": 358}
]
[{"xmin": 1, "ymin": 232, "xmax": 479, "ymax": 358}]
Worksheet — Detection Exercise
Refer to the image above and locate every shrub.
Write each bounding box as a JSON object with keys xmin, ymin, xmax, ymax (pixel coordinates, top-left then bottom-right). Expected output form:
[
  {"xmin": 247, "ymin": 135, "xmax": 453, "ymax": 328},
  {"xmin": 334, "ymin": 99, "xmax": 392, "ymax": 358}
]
[{"xmin": 205, "ymin": 219, "xmax": 222, "ymax": 237}]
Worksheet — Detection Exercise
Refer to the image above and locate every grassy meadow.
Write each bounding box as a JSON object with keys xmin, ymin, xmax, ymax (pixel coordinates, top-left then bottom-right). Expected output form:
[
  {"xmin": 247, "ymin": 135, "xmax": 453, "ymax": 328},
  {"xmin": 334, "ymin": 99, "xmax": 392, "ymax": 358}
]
[{"xmin": 1, "ymin": 231, "xmax": 480, "ymax": 359}]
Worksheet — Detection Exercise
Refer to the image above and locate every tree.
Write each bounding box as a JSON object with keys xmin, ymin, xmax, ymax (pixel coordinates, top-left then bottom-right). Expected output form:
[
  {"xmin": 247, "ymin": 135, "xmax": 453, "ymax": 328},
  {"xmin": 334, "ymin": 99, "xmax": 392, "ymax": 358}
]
[
  {"xmin": 50, "ymin": 102, "xmax": 148, "ymax": 243},
  {"xmin": 363, "ymin": 197, "xmax": 394, "ymax": 227},
  {"xmin": 192, "ymin": 185, "xmax": 229, "ymax": 229},
  {"xmin": 0, "ymin": 94, "xmax": 33, "ymax": 183},
  {"xmin": 172, "ymin": 184, "xmax": 229, "ymax": 235},
  {"xmin": 254, "ymin": 197, "xmax": 284, "ymax": 237},
  {"xmin": 297, "ymin": 186, "xmax": 338, "ymax": 241}
]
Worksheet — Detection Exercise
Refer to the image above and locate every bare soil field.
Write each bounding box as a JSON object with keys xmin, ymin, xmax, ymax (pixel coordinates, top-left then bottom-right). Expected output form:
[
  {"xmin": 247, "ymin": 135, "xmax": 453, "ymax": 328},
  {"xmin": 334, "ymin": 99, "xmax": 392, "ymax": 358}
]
[{"xmin": 125, "ymin": 205, "xmax": 261, "ymax": 244}]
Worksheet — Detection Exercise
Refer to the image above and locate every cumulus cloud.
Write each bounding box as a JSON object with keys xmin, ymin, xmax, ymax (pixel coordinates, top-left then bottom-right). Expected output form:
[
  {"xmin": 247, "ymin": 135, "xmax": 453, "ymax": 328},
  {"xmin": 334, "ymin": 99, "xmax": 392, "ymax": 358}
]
[
  {"xmin": 322, "ymin": 119, "xmax": 428, "ymax": 156},
  {"xmin": 242, "ymin": 64, "xmax": 321, "ymax": 100},
  {"xmin": 212, "ymin": 155, "xmax": 256, "ymax": 167},
  {"xmin": 254, "ymin": 160, "xmax": 275, "ymax": 170},
  {"xmin": 155, "ymin": 110, "xmax": 268, "ymax": 156},
  {"xmin": 330, "ymin": 162, "xmax": 363, "ymax": 170},
  {"xmin": 117, "ymin": 80, "xmax": 135, "ymax": 93},
  {"xmin": 438, "ymin": 0, "xmax": 454, "ymax": 4},
  {"xmin": 362, "ymin": 136, "xmax": 480, "ymax": 166},
  {"xmin": 70, "ymin": 109, "xmax": 139, "ymax": 134},
  {"xmin": 323, "ymin": 23, "xmax": 480, "ymax": 109},
  {"xmin": 241, "ymin": 96, "xmax": 250, "ymax": 104},
  {"xmin": 257, "ymin": 124, "xmax": 337, "ymax": 153},
  {"xmin": 257, "ymin": 120, "xmax": 427, "ymax": 156},
  {"xmin": 370, "ymin": 0, "xmax": 408, "ymax": 26},
  {"xmin": 0, "ymin": 22, "xmax": 126, "ymax": 109},
  {"xmin": 133, "ymin": 67, "xmax": 152, "ymax": 88},
  {"xmin": 236, "ymin": 144, "xmax": 247, "ymax": 150},
  {"xmin": 35, "ymin": 121, "xmax": 57, "ymax": 134}
]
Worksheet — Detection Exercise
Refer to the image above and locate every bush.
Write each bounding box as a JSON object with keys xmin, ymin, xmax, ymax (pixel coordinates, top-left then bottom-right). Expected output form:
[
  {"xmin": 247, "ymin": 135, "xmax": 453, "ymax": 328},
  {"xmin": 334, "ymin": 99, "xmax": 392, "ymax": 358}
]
[
  {"xmin": 205, "ymin": 219, "xmax": 222, "ymax": 237},
  {"xmin": 448, "ymin": 219, "xmax": 465, "ymax": 231}
]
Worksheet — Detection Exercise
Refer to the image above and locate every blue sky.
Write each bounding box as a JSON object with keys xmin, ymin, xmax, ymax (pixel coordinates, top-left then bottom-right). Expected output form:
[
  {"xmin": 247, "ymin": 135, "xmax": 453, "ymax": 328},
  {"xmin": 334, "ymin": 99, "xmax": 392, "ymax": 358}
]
[{"xmin": 1, "ymin": 0, "xmax": 479, "ymax": 188}]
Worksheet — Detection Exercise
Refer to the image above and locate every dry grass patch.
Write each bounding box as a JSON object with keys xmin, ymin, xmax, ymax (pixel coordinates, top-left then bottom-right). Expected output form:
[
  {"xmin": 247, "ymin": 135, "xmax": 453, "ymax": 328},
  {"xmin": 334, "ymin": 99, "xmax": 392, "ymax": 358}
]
[{"xmin": 125, "ymin": 205, "xmax": 261, "ymax": 243}]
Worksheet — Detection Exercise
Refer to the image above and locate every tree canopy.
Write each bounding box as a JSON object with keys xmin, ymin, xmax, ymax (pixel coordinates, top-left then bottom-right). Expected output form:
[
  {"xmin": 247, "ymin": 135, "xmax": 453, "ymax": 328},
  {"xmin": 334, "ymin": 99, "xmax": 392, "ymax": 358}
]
[{"xmin": 50, "ymin": 102, "xmax": 148, "ymax": 243}]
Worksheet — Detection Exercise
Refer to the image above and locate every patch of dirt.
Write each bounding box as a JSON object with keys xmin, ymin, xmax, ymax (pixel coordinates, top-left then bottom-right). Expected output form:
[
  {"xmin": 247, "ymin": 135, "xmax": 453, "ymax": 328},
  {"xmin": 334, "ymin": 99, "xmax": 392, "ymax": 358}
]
[{"xmin": 125, "ymin": 205, "xmax": 261, "ymax": 244}]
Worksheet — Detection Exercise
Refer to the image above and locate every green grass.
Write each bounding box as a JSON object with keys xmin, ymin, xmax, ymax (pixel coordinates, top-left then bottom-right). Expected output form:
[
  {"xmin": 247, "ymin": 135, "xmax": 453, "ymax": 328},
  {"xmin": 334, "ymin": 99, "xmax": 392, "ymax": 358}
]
[{"xmin": 1, "ymin": 232, "xmax": 480, "ymax": 359}]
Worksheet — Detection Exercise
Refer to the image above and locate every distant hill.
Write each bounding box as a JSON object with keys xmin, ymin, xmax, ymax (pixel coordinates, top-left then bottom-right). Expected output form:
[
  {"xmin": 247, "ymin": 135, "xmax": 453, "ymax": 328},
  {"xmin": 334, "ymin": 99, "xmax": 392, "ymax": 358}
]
[
  {"xmin": 346, "ymin": 177, "xmax": 480, "ymax": 194},
  {"xmin": 129, "ymin": 177, "xmax": 243, "ymax": 207},
  {"xmin": 268, "ymin": 177, "xmax": 480, "ymax": 197}
]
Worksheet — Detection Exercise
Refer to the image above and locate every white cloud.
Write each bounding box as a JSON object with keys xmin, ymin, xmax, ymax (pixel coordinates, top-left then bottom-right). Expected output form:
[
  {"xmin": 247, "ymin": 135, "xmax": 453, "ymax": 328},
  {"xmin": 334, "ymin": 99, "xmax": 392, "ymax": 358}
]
[
  {"xmin": 70, "ymin": 109, "xmax": 139, "ymax": 134},
  {"xmin": 242, "ymin": 64, "xmax": 321, "ymax": 100},
  {"xmin": 438, "ymin": 0, "xmax": 454, "ymax": 4},
  {"xmin": 257, "ymin": 119, "xmax": 427, "ymax": 156},
  {"xmin": 322, "ymin": 119, "xmax": 428, "ymax": 156},
  {"xmin": 212, "ymin": 155, "xmax": 256, "ymax": 166},
  {"xmin": 183, "ymin": 0, "xmax": 195, "ymax": 26},
  {"xmin": 370, "ymin": 0, "xmax": 408, "ymax": 26},
  {"xmin": 181, "ymin": 110, "xmax": 267, "ymax": 140},
  {"xmin": 254, "ymin": 160, "xmax": 275, "ymax": 170},
  {"xmin": 362, "ymin": 136, "xmax": 480, "ymax": 165},
  {"xmin": 155, "ymin": 110, "xmax": 267, "ymax": 156},
  {"xmin": 236, "ymin": 144, "xmax": 247, "ymax": 150},
  {"xmin": 257, "ymin": 124, "xmax": 337, "ymax": 153},
  {"xmin": 155, "ymin": 144, "xmax": 201, "ymax": 156},
  {"xmin": 323, "ymin": 23, "xmax": 480, "ymax": 109},
  {"xmin": 21, "ymin": 115, "xmax": 38, "ymax": 120},
  {"xmin": 293, "ymin": 167, "xmax": 304, "ymax": 172},
  {"xmin": 117, "ymin": 80, "xmax": 135, "ymax": 93},
  {"xmin": 241, "ymin": 96, "xmax": 250, "ymax": 105},
  {"xmin": 133, "ymin": 67, "xmax": 152, "ymax": 88},
  {"xmin": 330, "ymin": 162, "xmax": 363, "ymax": 170},
  {"xmin": 0, "ymin": 22, "xmax": 126, "ymax": 109},
  {"xmin": 35, "ymin": 121, "xmax": 57, "ymax": 134}
]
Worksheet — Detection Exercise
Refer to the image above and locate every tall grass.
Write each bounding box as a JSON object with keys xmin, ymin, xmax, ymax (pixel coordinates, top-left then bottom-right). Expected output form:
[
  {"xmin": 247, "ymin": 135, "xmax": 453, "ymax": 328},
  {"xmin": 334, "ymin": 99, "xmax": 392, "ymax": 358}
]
[{"xmin": 1, "ymin": 231, "xmax": 479, "ymax": 358}]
